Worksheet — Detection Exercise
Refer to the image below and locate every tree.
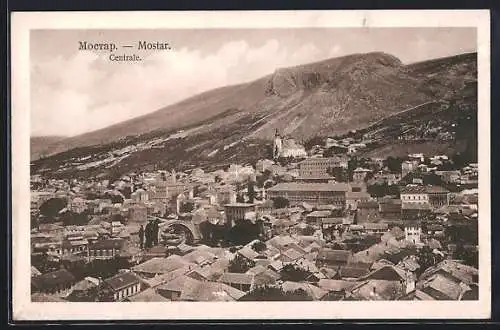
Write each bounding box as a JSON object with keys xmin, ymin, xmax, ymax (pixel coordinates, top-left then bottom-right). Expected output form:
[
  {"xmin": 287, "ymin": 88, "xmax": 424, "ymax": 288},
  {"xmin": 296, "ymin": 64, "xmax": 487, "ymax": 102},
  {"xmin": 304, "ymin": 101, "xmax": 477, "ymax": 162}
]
[
  {"xmin": 327, "ymin": 167, "xmax": 349, "ymax": 182},
  {"xmin": 84, "ymin": 256, "xmax": 133, "ymax": 280},
  {"xmin": 228, "ymin": 254, "xmax": 255, "ymax": 273},
  {"xmin": 280, "ymin": 264, "xmax": 317, "ymax": 282},
  {"xmin": 236, "ymin": 194, "xmax": 245, "ymax": 203},
  {"xmin": 239, "ymin": 286, "xmax": 314, "ymax": 301},
  {"xmin": 96, "ymin": 283, "xmax": 115, "ymax": 302},
  {"xmin": 272, "ymin": 197, "xmax": 289, "ymax": 209},
  {"xmin": 103, "ymin": 191, "xmax": 124, "ymax": 204},
  {"xmin": 251, "ymin": 240, "xmax": 267, "ymax": 253},
  {"xmin": 179, "ymin": 202, "xmax": 194, "ymax": 214},
  {"xmin": 39, "ymin": 198, "xmax": 67, "ymax": 218},
  {"xmin": 423, "ymin": 173, "xmax": 445, "ymax": 186},
  {"xmin": 256, "ymin": 170, "xmax": 272, "ymax": 188},
  {"xmin": 417, "ymin": 246, "xmax": 443, "ymax": 275},
  {"xmin": 227, "ymin": 220, "xmax": 261, "ymax": 245},
  {"xmin": 61, "ymin": 211, "xmax": 90, "ymax": 226},
  {"xmin": 384, "ymin": 156, "xmax": 404, "ymax": 173},
  {"xmin": 120, "ymin": 186, "xmax": 132, "ymax": 199},
  {"xmin": 111, "ymin": 214, "xmax": 125, "ymax": 223},
  {"xmin": 302, "ymin": 225, "xmax": 316, "ymax": 236},
  {"xmin": 304, "ymin": 136, "xmax": 325, "ymax": 151},
  {"xmin": 454, "ymin": 244, "xmax": 478, "ymax": 268},
  {"xmin": 247, "ymin": 180, "xmax": 256, "ymax": 203}
]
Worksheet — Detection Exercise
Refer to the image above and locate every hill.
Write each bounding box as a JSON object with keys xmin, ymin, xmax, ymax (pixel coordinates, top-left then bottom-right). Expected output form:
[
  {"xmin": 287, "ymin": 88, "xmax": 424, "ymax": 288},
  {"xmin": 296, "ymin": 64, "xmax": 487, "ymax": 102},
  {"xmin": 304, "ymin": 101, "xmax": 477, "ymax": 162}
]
[
  {"xmin": 30, "ymin": 51, "xmax": 477, "ymax": 178},
  {"xmin": 30, "ymin": 136, "xmax": 67, "ymax": 161}
]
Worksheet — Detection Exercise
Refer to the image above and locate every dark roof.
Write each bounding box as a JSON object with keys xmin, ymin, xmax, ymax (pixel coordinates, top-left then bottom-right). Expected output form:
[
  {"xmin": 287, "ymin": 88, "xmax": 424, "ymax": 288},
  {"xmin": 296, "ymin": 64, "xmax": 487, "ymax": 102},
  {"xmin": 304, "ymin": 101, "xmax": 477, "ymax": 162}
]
[
  {"xmin": 31, "ymin": 269, "xmax": 76, "ymax": 290},
  {"xmin": 363, "ymin": 265, "xmax": 408, "ymax": 282},
  {"xmin": 339, "ymin": 266, "xmax": 370, "ymax": 279},
  {"xmin": 89, "ymin": 239, "xmax": 124, "ymax": 250},
  {"xmin": 400, "ymin": 185, "xmax": 427, "ymax": 194},
  {"xmin": 317, "ymin": 249, "xmax": 352, "ymax": 263},
  {"xmin": 104, "ymin": 272, "xmax": 140, "ymax": 292}
]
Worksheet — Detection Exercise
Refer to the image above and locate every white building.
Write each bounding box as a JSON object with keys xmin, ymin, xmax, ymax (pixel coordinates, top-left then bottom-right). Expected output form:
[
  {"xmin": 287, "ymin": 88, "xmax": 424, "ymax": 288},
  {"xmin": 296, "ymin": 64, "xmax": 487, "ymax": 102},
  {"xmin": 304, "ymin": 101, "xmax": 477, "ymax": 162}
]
[{"xmin": 404, "ymin": 226, "xmax": 422, "ymax": 244}]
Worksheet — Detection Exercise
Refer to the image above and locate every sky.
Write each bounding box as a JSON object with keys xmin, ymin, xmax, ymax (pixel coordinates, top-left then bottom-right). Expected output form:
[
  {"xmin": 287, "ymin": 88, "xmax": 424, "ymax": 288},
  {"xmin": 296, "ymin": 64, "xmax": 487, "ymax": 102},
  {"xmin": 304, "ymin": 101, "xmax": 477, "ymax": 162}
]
[{"xmin": 30, "ymin": 28, "xmax": 476, "ymax": 137}]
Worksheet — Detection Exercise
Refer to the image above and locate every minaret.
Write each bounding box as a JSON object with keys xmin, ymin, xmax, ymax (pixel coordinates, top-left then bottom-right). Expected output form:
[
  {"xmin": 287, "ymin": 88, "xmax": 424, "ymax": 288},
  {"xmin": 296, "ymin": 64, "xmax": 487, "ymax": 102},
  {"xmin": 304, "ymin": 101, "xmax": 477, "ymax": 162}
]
[
  {"xmin": 273, "ymin": 128, "xmax": 282, "ymax": 160},
  {"xmin": 171, "ymin": 169, "xmax": 177, "ymax": 184}
]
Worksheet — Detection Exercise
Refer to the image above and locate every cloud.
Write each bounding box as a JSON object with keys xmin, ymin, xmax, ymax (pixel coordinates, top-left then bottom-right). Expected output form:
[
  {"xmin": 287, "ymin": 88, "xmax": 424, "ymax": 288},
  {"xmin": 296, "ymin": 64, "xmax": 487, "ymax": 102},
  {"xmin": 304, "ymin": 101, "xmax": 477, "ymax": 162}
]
[{"xmin": 31, "ymin": 39, "xmax": 343, "ymax": 136}]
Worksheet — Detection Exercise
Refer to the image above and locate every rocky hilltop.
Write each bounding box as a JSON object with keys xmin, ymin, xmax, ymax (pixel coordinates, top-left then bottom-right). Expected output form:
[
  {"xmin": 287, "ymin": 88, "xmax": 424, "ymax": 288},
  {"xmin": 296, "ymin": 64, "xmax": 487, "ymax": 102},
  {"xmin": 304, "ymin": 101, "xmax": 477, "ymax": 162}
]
[{"xmin": 31, "ymin": 51, "xmax": 477, "ymax": 178}]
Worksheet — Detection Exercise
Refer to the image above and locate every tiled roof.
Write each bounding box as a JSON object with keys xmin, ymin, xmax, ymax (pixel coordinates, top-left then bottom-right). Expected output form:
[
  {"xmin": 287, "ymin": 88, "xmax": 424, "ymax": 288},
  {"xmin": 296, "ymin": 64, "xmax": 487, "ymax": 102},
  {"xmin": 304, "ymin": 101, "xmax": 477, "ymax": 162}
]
[
  {"xmin": 238, "ymin": 246, "xmax": 259, "ymax": 260},
  {"xmin": 132, "ymin": 255, "xmax": 192, "ymax": 274},
  {"xmin": 219, "ymin": 272, "xmax": 254, "ymax": 285},
  {"xmin": 339, "ymin": 266, "xmax": 370, "ymax": 279},
  {"xmin": 125, "ymin": 287, "xmax": 170, "ymax": 302},
  {"xmin": 400, "ymin": 185, "xmax": 427, "ymax": 194},
  {"xmin": 181, "ymin": 281, "xmax": 246, "ymax": 301},
  {"xmin": 31, "ymin": 269, "xmax": 76, "ymax": 290},
  {"xmin": 317, "ymin": 249, "xmax": 352, "ymax": 262},
  {"xmin": 363, "ymin": 223, "xmax": 389, "ymax": 231},
  {"xmin": 89, "ymin": 239, "xmax": 124, "ymax": 250},
  {"xmin": 422, "ymin": 274, "xmax": 465, "ymax": 300},
  {"xmin": 281, "ymin": 281, "xmax": 328, "ymax": 301},
  {"xmin": 318, "ymin": 279, "xmax": 358, "ymax": 292},
  {"xmin": 362, "ymin": 265, "xmax": 408, "ymax": 282},
  {"xmin": 348, "ymin": 279, "xmax": 404, "ymax": 300},
  {"xmin": 104, "ymin": 272, "xmax": 140, "ymax": 292}
]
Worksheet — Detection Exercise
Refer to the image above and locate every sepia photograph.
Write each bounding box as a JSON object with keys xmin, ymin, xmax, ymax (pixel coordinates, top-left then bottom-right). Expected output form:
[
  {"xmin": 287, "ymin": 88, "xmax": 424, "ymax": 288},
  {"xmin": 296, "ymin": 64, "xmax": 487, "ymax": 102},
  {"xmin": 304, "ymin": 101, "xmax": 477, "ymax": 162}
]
[{"xmin": 11, "ymin": 10, "xmax": 491, "ymax": 320}]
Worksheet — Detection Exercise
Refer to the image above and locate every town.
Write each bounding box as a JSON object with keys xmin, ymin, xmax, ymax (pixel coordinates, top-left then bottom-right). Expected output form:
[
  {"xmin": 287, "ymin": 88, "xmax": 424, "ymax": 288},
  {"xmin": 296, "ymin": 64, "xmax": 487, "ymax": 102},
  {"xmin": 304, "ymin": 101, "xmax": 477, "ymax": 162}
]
[{"xmin": 30, "ymin": 129, "xmax": 479, "ymax": 302}]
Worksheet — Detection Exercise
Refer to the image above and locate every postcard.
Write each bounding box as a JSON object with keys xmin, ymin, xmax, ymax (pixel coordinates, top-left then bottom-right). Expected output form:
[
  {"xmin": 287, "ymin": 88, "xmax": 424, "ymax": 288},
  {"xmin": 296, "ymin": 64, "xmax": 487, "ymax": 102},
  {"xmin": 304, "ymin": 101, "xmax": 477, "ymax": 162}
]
[{"xmin": 11, "ymin": 10, "xmax": 491, "ymax": 320}]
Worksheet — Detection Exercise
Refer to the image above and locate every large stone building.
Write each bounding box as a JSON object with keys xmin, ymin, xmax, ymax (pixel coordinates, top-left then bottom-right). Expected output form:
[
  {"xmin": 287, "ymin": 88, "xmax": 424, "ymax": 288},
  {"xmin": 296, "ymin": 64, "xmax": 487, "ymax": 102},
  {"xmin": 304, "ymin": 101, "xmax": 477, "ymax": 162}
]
[
  {"xmin": 224, "ymin": 203, "xmax": 257, "ymax": 227},
  {"xmin": 298, "ymin": 157, "xmax": 348, "ymax": 181},
  {"xmin": 266, "ymin": 182, "xmax": 350, "ymax": 207},
  {"xmin": 400, "ymin": 185, "xmax": 429, "ymax": 207},
  {"xmin": 150, "ymin": 173, "xmax": 192, "ymax": 205}
]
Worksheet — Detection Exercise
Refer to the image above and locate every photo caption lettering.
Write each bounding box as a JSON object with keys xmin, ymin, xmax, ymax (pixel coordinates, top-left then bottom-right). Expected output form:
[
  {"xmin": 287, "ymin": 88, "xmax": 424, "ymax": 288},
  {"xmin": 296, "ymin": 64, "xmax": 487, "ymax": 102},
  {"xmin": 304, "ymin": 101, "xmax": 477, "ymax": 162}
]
[{"xmin": 78, "ymin": 41, "xmax": 172, "ymax": 62}]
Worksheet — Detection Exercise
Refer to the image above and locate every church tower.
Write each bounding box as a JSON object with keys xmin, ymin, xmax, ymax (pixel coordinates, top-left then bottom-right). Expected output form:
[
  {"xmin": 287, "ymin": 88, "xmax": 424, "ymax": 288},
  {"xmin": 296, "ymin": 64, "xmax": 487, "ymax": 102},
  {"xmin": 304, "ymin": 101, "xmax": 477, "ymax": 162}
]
[{"xmin": 273, "ymin": 128, "xmax": 282, "ymax": 160}]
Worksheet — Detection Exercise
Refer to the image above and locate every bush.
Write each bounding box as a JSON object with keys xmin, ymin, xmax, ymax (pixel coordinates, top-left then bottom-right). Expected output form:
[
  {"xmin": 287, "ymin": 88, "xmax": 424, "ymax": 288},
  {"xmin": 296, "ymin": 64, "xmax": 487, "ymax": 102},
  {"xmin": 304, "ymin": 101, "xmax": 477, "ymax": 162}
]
[
  {"xmin": 251, "ymin": 241, "xmax": 267, "ymax": 253},
  {"xmin": 272, "ymin": 197, "xmax": 289, "ymax": 209},
  {"xmin": 280, "ymin": 264, "xmax": 317, "ymax": 282},
  {"xmin": 39, "ymin": 198, "xmax": 67, "ymax": 218},
  {"xmin": 228, "ymin": 254, "xmax": 255, "ymax": 273}
]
